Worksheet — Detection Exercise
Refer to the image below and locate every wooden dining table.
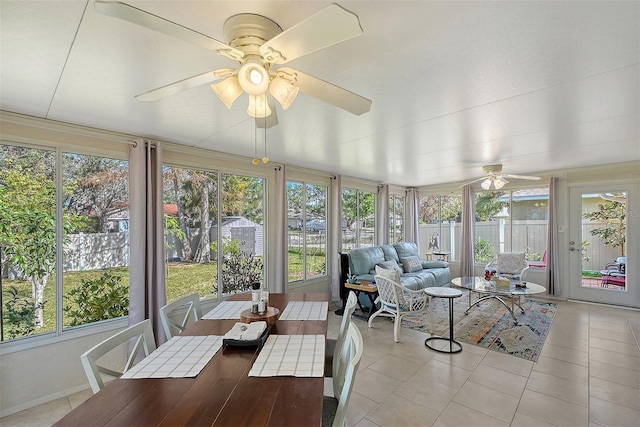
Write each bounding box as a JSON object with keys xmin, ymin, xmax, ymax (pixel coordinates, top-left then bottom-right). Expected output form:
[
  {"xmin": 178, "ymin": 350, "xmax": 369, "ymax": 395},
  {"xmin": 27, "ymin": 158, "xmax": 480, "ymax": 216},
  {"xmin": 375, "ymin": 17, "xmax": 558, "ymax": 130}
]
[{"xmin": 55, "ymin": 292, "xmax": 329, "ymax": 427}]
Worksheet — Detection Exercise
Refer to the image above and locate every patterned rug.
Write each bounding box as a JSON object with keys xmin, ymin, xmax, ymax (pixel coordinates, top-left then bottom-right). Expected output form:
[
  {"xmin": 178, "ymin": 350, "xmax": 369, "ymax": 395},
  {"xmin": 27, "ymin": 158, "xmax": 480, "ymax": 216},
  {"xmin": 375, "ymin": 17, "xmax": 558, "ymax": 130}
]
[{"xmin": 400, "ymin": 295, "xmax": 557, "ymax": 361}]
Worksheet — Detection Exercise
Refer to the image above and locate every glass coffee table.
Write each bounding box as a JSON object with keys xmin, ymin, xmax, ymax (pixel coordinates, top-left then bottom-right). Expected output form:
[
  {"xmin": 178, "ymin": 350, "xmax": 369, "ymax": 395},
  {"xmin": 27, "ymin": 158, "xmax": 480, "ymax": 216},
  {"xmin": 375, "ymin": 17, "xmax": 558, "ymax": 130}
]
[{"xmin": 451, "ymin": 277, "xmax": 546, "ymax": 324}]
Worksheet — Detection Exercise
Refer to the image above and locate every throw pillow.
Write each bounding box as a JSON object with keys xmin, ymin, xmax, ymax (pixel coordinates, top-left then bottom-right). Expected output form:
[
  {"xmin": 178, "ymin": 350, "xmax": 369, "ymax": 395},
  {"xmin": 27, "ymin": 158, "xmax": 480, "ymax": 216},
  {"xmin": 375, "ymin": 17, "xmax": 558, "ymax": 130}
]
[
  {"xmin": 377, "ymin": 259, "xmax": 402, "ymax": 273},
  {"xmin": 400, "ymin": 256, "xmax": 423, "ymax": 273},
  {"xmin": 375, "ymin": 265, "xmax": 402, "ymax": 283}
]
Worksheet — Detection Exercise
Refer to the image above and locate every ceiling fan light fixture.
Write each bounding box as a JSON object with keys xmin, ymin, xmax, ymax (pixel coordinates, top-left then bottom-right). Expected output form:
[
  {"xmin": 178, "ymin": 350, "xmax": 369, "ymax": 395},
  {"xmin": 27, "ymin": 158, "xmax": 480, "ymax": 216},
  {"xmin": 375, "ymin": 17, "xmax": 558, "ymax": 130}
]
[
  {"xmin": 238, "ymin": 61, "xmax": 269, "ymax": 95},
  {"xmin": 211, "ymin": 76, "xmax": 243, "ymax": 109},
  {"xmin": 269, "ymin": 76, "xmax": 299, "ymax": 110},
  {"xmin": 247, "ymin": 93, "xmax": 272, "ymax": 118},
  {"xmin": 481, "ymin": 178, "xmax": 492, "ymax": 190},
  {"xmin": 494, "ymin": 177, "xmax": 507, "ymax": 189}
]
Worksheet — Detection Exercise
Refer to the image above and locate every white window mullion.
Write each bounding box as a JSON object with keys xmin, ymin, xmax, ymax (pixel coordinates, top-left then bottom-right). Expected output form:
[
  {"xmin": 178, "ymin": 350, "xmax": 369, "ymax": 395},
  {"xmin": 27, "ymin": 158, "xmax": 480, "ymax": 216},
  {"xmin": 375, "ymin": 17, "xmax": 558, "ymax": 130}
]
[{"xmin": 55, "ymin": 148, "xmax": 64, "ymax": 336}]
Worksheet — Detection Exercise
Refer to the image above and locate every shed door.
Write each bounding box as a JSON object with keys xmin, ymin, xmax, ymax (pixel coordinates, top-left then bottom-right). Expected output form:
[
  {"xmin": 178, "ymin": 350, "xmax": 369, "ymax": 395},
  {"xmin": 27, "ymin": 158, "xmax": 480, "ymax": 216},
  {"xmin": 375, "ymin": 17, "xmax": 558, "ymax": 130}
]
[{"xmin": 231, "ymin": 227, "xmax": 256, "ymax": 255}]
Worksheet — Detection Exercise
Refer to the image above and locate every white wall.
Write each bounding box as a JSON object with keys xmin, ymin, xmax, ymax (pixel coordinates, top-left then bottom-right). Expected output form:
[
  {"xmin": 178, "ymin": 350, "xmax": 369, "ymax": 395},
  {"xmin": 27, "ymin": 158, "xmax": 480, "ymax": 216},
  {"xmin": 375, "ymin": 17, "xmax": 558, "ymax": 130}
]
[{"xmin": 0, "ymin": 322, "xmax": 127, "ymax": 417}]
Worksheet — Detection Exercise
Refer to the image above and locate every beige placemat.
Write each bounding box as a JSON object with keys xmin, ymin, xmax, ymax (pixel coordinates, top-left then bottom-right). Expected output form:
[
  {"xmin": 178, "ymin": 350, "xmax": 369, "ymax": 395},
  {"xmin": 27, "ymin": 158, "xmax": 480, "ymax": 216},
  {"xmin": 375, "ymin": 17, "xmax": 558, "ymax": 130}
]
[
  {"xmin": 202, "ymin": 301, "xmax": 252, "ymax": 319},
  {"xmin": 279, "ymin": 301, "xmax": 328, "ymax": 321},
  {"xmin": 122, "ymin": 335, "xmax": 223, "ymax": 378},
  {"xmin": 248, "ymin": 335, "xmax": 325, "ymax": 377}
]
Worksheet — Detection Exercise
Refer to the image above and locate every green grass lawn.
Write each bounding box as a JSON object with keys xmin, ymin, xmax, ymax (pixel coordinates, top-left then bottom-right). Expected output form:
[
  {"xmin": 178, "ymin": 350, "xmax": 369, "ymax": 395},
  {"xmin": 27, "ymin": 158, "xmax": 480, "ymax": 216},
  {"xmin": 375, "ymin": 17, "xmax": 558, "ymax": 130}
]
[{"xmin": 2, "ymin": 251, "xmax": 325, "ymax": 340}]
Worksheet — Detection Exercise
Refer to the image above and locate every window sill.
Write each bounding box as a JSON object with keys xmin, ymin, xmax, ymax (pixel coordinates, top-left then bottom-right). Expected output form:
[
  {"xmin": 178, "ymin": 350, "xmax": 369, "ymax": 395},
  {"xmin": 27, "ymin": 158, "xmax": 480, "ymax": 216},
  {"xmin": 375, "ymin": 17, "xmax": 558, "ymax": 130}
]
[{"xmin": 0, "ymin": 317, "xmax": 129, "ymax": 355}]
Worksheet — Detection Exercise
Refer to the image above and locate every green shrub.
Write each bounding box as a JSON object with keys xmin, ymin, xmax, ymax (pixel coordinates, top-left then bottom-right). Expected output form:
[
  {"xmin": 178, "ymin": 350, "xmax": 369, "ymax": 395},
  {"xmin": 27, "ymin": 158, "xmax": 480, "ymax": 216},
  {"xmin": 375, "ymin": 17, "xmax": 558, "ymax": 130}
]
[
  {"xmin": 2, "ymin": 286, "xmax": 40, "ymax": 339},
  {"xmin": 475, "ymin": 237, "xmax": 495, "ymax": 263},
  {"xmin": 64, "ymin": 270, "xmax": 128, "ymax": 326}
]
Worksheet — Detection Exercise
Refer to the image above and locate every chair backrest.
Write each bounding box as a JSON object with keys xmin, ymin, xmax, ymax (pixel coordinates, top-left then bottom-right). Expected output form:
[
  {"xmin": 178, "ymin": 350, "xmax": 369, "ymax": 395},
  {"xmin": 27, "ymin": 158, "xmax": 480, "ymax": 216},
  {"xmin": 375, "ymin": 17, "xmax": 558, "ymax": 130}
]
[
  {"xmin": 331, "ymin": 323, "xmax": 364, "ymax": 427},
  {"xmin": 159, "ymin": 293, "xmax": 202, "ymax": 339},
  {"xmin": 332, "ymin": 291, "xmax": 357, "ymax": 394},
  {"xmin": 81, "ymin": 319, "xmax": 156, "ymax": 393},
  {"xmin": 374, "ymin": 265, "xmax": 405, "ymax": 310},
  {"xmin": 496, "ymin": 252, "xmax": 527, "ymax": 275}
]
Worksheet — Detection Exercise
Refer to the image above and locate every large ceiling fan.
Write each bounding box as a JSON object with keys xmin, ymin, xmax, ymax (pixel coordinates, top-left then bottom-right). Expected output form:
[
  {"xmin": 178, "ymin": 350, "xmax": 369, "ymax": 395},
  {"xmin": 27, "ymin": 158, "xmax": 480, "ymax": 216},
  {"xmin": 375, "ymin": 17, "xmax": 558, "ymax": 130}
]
[
  {"xmin": 94, "ymin": 1, "xmax": 372, "ymax": 127},
  {"xmin": 462, "ymin": 164, "xmax": 541, "ymax": 190}
]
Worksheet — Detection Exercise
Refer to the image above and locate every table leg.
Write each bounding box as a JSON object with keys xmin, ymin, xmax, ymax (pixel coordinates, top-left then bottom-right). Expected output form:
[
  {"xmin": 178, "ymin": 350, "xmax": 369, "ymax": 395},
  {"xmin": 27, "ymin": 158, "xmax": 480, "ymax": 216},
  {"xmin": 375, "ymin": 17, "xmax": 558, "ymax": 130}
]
[{"xmin": 425, "ymin": 297, "xmax": 462, "ymax": 354}]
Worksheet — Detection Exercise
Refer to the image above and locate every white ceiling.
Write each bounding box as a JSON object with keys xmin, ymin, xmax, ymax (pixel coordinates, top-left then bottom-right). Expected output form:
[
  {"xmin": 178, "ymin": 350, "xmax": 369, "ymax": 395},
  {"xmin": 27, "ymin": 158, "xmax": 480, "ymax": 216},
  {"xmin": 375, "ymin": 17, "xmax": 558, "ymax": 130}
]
[{"xmin": 1, "ymin": 1, "xmax": 638, "ymax": 187}]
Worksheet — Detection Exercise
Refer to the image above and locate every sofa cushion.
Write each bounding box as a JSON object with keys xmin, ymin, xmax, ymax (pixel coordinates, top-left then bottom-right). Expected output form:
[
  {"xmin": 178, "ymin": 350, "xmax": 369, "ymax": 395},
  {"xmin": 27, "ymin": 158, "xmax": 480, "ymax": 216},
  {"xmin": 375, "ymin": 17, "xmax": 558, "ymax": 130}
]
[
  {"xmin": 421, "ymin": 260, "xmax": 449, "ymax": 269},
  {"xmin": 380, "ymin": 244, "xmax": 400, "ymax": 263},
  {"xmin": 349, "ymin": 246, "xmax": 385, "ymax": 276},
  {"xmin": 400, "ymin": 255, "xmax": 423, "ymax": 273},
  {"xmin": 393, "ymin": 242, "xmax": 420, "ymax": 259},
  {"xmin": 378, "ymin": 259, "xmax": 403, "ymax": 273}
]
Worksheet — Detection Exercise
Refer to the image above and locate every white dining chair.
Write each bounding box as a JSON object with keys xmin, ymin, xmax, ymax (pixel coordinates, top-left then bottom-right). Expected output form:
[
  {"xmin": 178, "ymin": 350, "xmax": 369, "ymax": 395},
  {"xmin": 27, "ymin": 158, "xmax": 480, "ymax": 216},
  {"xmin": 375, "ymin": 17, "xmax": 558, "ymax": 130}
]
[
  {"xmin": 81, "ymin": 319, "xmax": 156, "ymax": 393},
  {"xmin": 159, "ymin": 293, "xmax": 202, "ymax": 339},
  {"xmin": 323, "ymin": 322, "xmax": 364, "ymax": 427},
  {"xmin": 325, "ymin": 291, "xmax": 357, "ymax": 377}
]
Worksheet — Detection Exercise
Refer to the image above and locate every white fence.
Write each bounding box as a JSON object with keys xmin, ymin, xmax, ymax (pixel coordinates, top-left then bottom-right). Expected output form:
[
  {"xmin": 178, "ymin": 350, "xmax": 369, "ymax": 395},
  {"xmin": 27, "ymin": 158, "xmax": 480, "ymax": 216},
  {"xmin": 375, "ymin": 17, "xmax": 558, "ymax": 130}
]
[
  {"xmin": 418, "ymin": 220, "xmax": 623, "ymax": 272},
  {"xmin": 22, "ymin": 220, "xmax": 625, "ymax": 274}
]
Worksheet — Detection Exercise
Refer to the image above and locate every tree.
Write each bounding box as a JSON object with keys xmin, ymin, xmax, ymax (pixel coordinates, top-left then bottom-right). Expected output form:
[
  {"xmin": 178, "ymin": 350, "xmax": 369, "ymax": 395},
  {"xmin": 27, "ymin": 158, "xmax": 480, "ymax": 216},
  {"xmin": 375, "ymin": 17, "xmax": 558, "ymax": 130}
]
[
  {"xmin": 583, "ymin": 199, "xmax": 626, "ymax": 255},
  {"xmin": 342, "ymin": 189, "xmax": 374, "ymax": 228},
  {"xmin": 0, "ymin": 168, "xmax": 77, "ymax": 328},
  {"xmin": 419, "ymin": 195, "xmax": 462, "ymax": 223},
  {"xmin": 63, "ymin": 155, "xmax": 128, "ymax": 233},
  {"xmin": 475, "ymin": 192, "xmax": 505, "ymax": 221}
]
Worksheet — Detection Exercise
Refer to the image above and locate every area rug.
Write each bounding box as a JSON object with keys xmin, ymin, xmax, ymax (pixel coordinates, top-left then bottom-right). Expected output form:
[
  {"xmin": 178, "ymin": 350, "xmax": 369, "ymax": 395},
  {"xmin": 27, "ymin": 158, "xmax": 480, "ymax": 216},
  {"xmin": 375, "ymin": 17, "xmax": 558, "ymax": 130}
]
[{"xmin": 400, "ymin": 296, "xmax": 557, "ymax": 361}]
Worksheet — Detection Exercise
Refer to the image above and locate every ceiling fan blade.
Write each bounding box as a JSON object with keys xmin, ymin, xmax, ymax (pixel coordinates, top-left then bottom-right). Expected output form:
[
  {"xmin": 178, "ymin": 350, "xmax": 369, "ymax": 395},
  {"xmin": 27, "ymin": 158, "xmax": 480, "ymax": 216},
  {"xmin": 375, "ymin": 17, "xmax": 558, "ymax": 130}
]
[
  {"xmin": 278, "ymin": 67, "xmax": 371, "ymax": 115},
  {"xmin": 259, "ymin": 3, "xmax": 363, "ymax": 65},
  {"xmin": 256, "ymin": 100, "xmax": 278, "ymax": 129},
  {"xmin": 135, "ymin": 70, "xmax": 222, "ymax": 101},
  {"xmin": 458, "ymin": 177, "xmax": 487, "ymax": 188},
  {"xmin": 94, "ymin": 1, "xmax": 245, "ymax": 61},
  {"xmin": 503, "ymin": 174, "xmax": 541, "ymax": 181}
]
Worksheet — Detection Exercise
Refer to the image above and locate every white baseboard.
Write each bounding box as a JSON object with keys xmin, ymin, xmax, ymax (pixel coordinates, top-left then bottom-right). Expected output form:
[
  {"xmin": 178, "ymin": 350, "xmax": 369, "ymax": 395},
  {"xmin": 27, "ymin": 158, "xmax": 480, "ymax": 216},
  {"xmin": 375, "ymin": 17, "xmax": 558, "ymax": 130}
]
[{"xmin": 0, "ymin": 384, "xmax": 90, "ymax": 419}]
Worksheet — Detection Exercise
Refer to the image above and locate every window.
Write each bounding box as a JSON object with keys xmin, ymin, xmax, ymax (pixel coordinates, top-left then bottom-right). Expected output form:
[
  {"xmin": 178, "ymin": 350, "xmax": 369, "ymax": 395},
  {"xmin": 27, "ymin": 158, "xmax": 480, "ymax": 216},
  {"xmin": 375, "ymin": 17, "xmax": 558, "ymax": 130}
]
[
  {"xmin": 474, "ymin": 188, "xmax": 549, "ymax": 264},
  {"xmin": 163, "ymin": 167, "xmax": 265, "ymax": 303},
  {"xmin": 389, "ymin": 194, "xmax": 405, "ymax": 243},
  {"xmin": 418, "ymin": 195, "xmax": 462, "ymax": 260},
  {"xmin": 1, "ymin": 145, "xmax": 130, "ymax": 341},
  {"xmin": 341, "ymin": 188, "xmax": 376, "ymax": 252},
  {"xmin": 287, "ymin": 181, "xmax": 327, "ymax": 283}
]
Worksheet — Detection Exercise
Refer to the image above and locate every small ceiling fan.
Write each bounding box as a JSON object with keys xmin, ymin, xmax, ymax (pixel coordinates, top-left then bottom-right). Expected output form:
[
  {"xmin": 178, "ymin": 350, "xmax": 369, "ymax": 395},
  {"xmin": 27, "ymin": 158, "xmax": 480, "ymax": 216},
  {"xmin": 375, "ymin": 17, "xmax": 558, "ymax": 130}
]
[
  {"xmin": 94, "ymin": 1, "xmax": 372, "ymax": 127},
  {"xmin": 462, "ymin": 164, "xmax": 541, "ymax": 190}
]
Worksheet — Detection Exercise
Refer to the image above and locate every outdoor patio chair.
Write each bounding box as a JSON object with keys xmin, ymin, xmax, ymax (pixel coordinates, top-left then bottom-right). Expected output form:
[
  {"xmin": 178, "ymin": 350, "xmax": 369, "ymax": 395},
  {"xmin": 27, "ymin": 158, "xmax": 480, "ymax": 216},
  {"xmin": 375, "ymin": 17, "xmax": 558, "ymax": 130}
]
[
  {"xmin": 601, "ymin": 257, "xmax": 626, "ymax": 287},
  {"xmin": 485, "ymin": 252, "xmax": 530, "ymax": 281},
  {"xmin": 369, "ymin": 265, "xmax": 431, "ymax": 343},
  {"xmin": 159, "ymin": 293, "xmax": 202, "ymax": 339},
  {"xmin": 81, "ymin": 319, "xmax": 156, "ymax": 393}
]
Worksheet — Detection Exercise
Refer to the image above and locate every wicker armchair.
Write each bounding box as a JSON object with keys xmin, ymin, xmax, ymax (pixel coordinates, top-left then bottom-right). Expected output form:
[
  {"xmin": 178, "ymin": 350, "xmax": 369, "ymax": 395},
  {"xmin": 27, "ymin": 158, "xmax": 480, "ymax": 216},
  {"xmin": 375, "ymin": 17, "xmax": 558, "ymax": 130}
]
[
  {"xmin": 485, "ymin": 252, "xmax": 530, "ymax": 281},
  {"xmin": 368, "ymin": 265, "xmax": 431, "ymax": 342}
]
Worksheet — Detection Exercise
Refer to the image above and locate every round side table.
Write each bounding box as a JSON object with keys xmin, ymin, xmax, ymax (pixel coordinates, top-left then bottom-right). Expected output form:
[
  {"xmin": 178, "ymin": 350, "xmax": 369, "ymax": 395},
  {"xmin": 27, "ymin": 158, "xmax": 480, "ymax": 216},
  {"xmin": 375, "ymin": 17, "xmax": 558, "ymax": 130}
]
[{"xmin": 424, "ymin": 287, "xmax": 463, "ymax": 354}]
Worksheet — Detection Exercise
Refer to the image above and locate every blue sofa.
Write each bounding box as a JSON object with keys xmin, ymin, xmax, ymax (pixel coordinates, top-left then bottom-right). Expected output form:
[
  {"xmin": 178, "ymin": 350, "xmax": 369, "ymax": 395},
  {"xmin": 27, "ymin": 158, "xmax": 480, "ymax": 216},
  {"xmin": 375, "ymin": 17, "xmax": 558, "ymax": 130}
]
[{"xmin": 348, "ymin": 242, "xmax": 450, "ymax": 291}]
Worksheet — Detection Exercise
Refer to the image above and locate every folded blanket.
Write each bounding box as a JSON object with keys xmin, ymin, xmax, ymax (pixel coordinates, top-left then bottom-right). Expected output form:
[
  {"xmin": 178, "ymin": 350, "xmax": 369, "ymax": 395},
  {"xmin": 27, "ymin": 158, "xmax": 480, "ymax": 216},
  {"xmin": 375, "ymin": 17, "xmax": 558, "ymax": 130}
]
[{"xmin": 224, "ymin": 321, "xmax": 267, "ymax": 341}]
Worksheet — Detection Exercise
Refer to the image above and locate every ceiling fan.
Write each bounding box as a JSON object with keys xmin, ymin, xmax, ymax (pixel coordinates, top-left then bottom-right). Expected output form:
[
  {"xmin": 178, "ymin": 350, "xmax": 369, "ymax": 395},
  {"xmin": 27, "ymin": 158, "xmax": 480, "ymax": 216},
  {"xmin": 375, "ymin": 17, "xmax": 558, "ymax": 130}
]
[
  {"xmin": 462, "ymin": 164, "xmax": 541, "ymax": 190},
  {"xmin": 94, "ymin": 1, "xmax": 372, "ymax": 127}
]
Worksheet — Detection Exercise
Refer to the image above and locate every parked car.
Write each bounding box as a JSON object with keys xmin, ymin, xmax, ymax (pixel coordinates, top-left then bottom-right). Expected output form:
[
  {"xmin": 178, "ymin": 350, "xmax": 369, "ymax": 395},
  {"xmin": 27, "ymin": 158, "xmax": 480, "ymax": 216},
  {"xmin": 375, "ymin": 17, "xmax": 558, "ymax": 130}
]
[{"xmin": 306, "ymin": 219, "xmax": 326, "ymax": 232}]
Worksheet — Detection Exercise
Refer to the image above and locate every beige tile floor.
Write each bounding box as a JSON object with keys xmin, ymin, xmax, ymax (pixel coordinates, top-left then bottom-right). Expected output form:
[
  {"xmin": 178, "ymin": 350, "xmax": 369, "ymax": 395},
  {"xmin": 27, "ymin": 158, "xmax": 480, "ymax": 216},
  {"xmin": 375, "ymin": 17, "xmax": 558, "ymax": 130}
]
[{"xmin": 2, "ymin": 298, "xmax": 639, "ymax": 427}]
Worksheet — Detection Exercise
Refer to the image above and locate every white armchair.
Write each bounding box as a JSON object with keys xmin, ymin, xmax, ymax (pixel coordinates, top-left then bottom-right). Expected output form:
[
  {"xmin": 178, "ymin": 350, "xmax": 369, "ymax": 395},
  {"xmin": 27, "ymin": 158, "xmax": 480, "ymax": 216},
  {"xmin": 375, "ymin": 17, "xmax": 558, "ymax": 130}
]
[
  {"xmin": 485, "ymin": 252, "xmax": 529, "ymax": 281},
  {"xmin": 369, "ymin": 265, "xmax": 431, "ymax": 342}
]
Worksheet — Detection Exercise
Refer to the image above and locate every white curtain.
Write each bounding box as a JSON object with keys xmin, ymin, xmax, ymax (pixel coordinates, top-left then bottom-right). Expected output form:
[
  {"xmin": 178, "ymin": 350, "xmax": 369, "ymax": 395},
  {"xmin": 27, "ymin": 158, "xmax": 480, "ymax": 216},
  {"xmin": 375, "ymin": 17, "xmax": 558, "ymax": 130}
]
[
  {"xmin": 270, "ymin": 166, "xmax": 288, "ymax": 293},
  {"xmin": 377, "ymin": 184, "xmax": 389, "ymax": 245},
  {"xmin": 460, "ymin": 185, "xmax": 475, "ymax": 277},
  {"xmin": 546, "ymin": 177, "xmax": 560, "ymax": 295},
  {"xmin": 406, "ymin": 188, "xmax": 420, "ymax": 245},
  {"xmin": 128, "ymin": 139, "xmax": 166, "ymax": 344},
  {"xmin": 329, "ymin": 175, "xmax": 343, "ymax": 302}
]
